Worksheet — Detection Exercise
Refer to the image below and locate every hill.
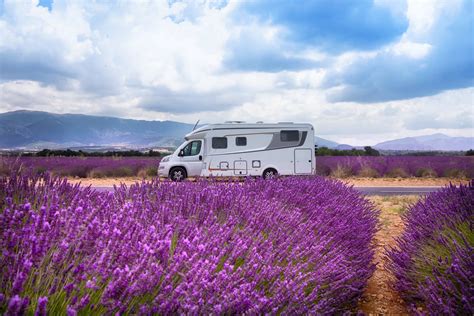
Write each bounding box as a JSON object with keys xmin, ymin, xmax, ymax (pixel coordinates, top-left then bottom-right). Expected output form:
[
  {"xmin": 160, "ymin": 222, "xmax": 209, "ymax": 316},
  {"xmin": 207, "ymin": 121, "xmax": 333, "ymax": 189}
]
[
  {"xmin": 316, "ymin": 137, "xmax": 339, "ymax": 148},
  {"xmin": 1, "ymin": 111, "xmax": 470, "ymax": 151},
  {"xmin": 0, "ymin": 110, "xmax": 193, "ymax": 149},
  {"xmin": 0, "ymin": 110, "xmax": 343, "ymax": 150},
  {"xmin": 374, "ymin": 133, "xmax": 473, "ymax": 151}
]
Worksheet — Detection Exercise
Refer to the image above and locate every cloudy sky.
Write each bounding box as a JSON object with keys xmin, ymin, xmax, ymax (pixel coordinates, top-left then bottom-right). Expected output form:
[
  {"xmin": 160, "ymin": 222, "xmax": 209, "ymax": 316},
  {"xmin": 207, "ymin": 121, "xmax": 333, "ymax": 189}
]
[{"xmin": 0, "ymin": 0, "xmax": 472, "ymax": 145}]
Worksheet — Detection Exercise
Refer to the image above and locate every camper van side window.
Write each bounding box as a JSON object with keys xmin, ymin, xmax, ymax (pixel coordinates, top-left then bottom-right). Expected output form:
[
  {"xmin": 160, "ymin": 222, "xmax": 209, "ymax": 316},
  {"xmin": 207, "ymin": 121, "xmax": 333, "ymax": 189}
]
[
  {"xmin": 280, "ymin": 130, "xmax": 299, "ymax": 142},
  {"xmin": 212, "ymin": 137, "xmax": 228, "ymax": 149},
  {"xmin": 236, "ymin": 137, "xmax": 247, "ymax": 146}
]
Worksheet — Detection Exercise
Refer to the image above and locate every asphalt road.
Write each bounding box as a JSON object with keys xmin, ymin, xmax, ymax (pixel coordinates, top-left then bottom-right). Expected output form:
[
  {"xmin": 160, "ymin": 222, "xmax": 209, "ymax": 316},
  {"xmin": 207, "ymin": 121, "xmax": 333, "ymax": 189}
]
[
  {"xmin": 354, "ymin": 186, "xmax": 440, "ymax": 196},
  {"xmin": 87, "ymin": 186, "xmax": 441, "ymax": 196}
]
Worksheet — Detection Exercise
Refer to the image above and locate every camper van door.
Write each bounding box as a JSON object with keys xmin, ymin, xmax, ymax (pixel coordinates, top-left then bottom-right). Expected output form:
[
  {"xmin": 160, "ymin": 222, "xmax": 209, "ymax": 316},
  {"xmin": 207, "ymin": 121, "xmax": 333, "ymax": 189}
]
[
  {"xmin": 294, "ymin": 148, "xmax": 312, "ymax": 174},
  {"xmin": 179, "ymin": 140, "xmax": 204, "ymax": 176}
]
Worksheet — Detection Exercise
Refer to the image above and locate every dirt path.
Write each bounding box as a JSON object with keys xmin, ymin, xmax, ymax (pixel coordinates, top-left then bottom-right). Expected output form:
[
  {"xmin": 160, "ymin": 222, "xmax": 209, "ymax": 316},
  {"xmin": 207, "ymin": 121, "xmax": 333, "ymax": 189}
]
[{"xmin": 359, "ymin": 195, "xmax": 420, "ymax": 315}]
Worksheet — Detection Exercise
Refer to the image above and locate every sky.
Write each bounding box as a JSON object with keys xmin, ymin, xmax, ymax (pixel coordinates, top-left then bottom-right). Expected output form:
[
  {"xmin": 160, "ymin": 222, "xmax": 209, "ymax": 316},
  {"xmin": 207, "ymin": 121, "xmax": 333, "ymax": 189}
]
[{"xmin": 0, "ymin": 0, "xmax": 472, "ymax": 145}]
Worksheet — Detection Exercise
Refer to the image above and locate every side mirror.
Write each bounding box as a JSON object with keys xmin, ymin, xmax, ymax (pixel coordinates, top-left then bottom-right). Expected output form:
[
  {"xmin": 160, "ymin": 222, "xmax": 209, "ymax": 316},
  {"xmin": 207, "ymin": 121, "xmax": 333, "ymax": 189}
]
[{"xmin": 178, "ymin": 150, "xmax": 184, "ymax": 157}]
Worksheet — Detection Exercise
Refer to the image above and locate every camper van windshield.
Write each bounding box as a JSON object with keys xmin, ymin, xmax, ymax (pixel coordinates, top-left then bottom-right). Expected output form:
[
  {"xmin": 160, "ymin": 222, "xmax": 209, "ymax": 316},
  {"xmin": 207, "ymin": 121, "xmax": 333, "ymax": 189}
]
[{"xmin": 182, "ymin": 140, "xmax": 201, "ymax": 156}]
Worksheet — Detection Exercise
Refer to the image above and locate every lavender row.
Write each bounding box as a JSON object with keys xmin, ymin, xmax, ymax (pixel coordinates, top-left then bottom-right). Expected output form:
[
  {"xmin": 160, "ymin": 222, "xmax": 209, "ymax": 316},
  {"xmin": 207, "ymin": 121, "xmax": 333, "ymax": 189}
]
[
  {"xmin": 0, "ymin": 173, "xmax": 377, "ymax": 314},
  {"xmin": 0, "ymin": 156, "xmax": 160, "ymax": 178},
  {"xmin": 316, "ymin": 156, "xmax": 473, "ymax": 178},
  {"xmin": 387, "ymin": 182, "xmax": 474, "ymax": 314}
]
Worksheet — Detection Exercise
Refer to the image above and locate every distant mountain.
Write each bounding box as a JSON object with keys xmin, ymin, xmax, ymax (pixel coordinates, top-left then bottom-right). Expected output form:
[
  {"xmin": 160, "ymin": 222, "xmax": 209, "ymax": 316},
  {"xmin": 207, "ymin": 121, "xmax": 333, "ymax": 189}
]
[
  {"xmin": 374, "ymin": 133, "xmax": 474, "ymax": 151},
  {"xmin": 0, "ymin": 110, "xmax": 194, "ymax": 149},
  {"xmin": 3, "ymin": 111, "xmax": 469, "ymax": 152},
  {"xmin": 335, "ymin": 144, "xmax": 354, "ymax": 150},
  {"xmin": 315, "ymin": 136, "xmax": 339, "ymax": 148},
  {"xmin": 0, "ymin": 110, "xmax": 342, "ymax": 150}
]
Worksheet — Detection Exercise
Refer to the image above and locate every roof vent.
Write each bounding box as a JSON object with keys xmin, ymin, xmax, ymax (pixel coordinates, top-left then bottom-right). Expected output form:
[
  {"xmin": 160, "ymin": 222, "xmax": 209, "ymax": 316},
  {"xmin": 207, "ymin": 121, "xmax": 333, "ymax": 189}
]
[
  {"xmin": 256, "ymin": 121, "xmax": 263, "ymax": 123},
  {"xmin": 224, "ymin": 121, "xmax": 246, "ymax": 123}
]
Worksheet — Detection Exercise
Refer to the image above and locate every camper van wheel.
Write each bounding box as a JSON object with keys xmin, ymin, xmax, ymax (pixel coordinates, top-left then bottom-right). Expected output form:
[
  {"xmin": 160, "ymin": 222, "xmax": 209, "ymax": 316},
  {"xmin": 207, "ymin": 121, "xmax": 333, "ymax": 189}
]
[
  {"xmin": 169, "ymin": 167, "xmax": 187, "ymax": 181},
  {"xmin": 263, "ymin": 168, "xmax": 277, "ymax": 179}
]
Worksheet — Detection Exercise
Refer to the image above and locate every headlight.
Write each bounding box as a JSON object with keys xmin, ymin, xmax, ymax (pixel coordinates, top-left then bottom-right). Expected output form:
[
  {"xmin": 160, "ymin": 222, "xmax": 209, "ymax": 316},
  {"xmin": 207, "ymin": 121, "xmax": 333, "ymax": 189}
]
[{"xmin": 161, "ymin": 156, "xmax": 170, "ymax": 163}]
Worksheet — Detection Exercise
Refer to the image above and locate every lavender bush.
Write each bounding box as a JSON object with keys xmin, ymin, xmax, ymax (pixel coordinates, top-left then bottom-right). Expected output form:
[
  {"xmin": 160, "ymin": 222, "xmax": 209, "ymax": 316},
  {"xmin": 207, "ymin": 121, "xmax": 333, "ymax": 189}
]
[
  {"xmin": 2, "ymin": 156, "xmax": 471, "ymax": 179},
  {"xmin": 316, "ymin": 156, "xmax": 474, "ymax": 178},
  {"xmin": 0, "ymin": 172, "xmax": 377, "ymax": 314},
  {"xmin": 387, "ymin": 182, "xmax": 474, "ymax": 314},
  {"xmin": 0, "ymin": 156, "xmax": 160, "ymax": 178}
]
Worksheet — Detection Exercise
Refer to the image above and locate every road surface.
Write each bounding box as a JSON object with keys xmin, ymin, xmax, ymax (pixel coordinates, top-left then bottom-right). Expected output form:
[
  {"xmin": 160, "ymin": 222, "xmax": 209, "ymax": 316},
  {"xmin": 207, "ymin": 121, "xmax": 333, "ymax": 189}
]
[
  {"xmin": 355, "ymin": 186, "xmax": 441, "ymax": 196},
  {"xmin": 86, "ymin": 186, "xmax": 441, "ymax": 196}
]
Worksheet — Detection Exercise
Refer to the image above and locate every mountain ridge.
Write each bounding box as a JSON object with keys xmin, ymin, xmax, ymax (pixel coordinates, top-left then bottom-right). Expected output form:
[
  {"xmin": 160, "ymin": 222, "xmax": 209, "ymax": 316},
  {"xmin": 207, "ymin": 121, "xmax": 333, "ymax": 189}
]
[
  {"xmin": 1, "ymin": 110, "xmax": 340, "ymax": 149},
  {"xmin": 1, "ymin": 110, "xmax": 472, "ymax": 151},
  {"xmin": 374, "ymin": 134, "xmax": 473, "ymax": 151},
  {"xmin": 0, "ymin": 110, "xmax": 194, "ymax": 149}
]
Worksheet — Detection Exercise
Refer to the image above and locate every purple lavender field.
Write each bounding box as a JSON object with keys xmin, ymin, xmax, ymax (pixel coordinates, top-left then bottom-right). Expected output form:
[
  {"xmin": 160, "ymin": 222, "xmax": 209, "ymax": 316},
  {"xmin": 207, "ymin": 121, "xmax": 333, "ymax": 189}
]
[
  {"xmin": 0, "ymin": 157, "xmax": 160, "ymax": 178},
  {"xmin": 387, "ymin": 182, "xmax": 474, "ymax": 314},
  {"xmin": 0, "ymin": 173, "xmax": 378, "ymax": 314},
  {"xmin": 316, "ymin": 156, "xmax": 474, "ymax": 178},
  {"xmin": 1, "ymin": 156, "xmax": 473, "ymax": 179}
]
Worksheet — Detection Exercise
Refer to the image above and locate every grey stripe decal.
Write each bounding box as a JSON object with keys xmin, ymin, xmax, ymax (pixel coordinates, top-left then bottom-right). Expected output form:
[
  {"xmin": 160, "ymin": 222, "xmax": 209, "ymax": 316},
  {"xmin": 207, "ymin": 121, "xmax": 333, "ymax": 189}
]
[{"xmin": 265, "ymin": 131, "xmax": 307, "ymax": 150}]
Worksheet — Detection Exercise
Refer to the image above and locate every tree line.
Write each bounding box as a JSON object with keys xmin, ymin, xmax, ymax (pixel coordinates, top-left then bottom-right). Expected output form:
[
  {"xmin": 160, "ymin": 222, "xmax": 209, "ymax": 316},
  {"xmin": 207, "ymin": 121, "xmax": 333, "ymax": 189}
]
[
  {"xmin": 315, "ymin": 147, "xmax": 474, "ymax": 156},
  {"xmin": 315, "ymin": 146, "xmax": 381, "ymax": 156}
]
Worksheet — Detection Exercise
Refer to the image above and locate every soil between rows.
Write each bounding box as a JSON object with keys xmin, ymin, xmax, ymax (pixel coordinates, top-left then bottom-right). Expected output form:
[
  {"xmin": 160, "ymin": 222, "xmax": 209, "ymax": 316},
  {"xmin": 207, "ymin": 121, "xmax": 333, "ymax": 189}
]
[{"xmin": 359, "ymin": 195, "xmax": 420, "ymax": 315}]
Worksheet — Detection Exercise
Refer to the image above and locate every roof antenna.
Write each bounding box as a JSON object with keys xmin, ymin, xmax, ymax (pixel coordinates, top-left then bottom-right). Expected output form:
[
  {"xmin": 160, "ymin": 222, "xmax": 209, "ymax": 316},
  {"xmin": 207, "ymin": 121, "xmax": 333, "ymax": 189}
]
[{"xmin": 192, "ymin": 119, "xmax": 200, "ymax": 131}]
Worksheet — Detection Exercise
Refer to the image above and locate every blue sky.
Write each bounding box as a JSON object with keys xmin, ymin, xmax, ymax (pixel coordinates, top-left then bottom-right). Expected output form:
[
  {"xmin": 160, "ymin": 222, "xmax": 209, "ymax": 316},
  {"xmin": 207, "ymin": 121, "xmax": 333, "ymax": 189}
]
[{"xmin": 0, "ymin": 0, "xmax": 472, "ymax": 145}]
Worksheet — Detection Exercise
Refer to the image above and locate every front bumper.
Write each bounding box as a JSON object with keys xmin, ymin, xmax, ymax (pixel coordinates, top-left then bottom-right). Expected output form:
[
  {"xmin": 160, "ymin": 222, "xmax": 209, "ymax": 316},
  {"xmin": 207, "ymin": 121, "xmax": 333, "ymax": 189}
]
[{"xmin": 158, "ymin": 163, "xmax": 171, "ymax": 177}]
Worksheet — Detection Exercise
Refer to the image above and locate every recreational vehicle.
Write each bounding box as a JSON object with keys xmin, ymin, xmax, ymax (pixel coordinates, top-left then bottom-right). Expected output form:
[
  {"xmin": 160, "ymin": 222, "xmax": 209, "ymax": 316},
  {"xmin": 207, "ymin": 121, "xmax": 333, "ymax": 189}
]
[{"xmin": 158, "ymin": 122, "xmax": 316, "ymax": 181}]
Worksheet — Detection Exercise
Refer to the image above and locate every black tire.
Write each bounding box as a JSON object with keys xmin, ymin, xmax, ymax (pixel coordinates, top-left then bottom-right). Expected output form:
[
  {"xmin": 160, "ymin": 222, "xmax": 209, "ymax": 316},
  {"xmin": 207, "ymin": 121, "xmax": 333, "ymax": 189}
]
[
  {"xmin": 169, "ymin": 167, "xmax": 187, "ymax": 181},
  {"xmin": 263, "ymin": 168, "xmax": 278, "ymax": 179}
]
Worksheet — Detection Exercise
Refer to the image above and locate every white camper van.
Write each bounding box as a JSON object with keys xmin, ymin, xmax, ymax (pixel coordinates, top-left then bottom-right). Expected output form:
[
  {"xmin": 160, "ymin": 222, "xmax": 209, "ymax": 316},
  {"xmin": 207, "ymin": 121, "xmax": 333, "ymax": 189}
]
[{"xmin": 158, "ymin": 122, "xmax": 315, "ymax": 181}]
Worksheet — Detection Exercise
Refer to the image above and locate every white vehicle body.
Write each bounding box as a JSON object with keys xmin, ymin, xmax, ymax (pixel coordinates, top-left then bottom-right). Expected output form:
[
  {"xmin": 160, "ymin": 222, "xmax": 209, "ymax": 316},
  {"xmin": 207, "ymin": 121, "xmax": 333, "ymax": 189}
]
[{"xmin": 158, "ymin": 122, "xmax": 316, "ymax": 180}]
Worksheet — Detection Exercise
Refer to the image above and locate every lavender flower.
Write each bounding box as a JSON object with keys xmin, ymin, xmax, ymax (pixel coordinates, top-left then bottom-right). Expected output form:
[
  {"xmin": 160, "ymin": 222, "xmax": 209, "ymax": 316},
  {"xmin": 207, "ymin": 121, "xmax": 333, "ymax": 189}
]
[
  {"xmin": 66, "ymin": 306, "xmax": 77, "ymax": 316},
  {"xmin": 316, "ymin": 156, "xmax": 473, "ymax": 178},
  {"xmin": 387, "ymin": 181, "xmax": 474, "ymax": 314},
  {"xmin": 1, "ymin": 172, "xmax": 378, "ymax": 314},
  {"xmin": 1, "ymin": 156, "xmax": 160, "ymax": 178},
  {"xmin": 34, "ymin": 297, "xmax": 48, "ymax": 316}
]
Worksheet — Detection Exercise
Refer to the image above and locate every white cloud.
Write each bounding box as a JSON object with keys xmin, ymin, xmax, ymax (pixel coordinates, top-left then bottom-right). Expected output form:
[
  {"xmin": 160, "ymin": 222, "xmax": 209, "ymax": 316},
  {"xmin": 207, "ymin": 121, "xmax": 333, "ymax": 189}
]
[
  {"xmin": 392, "ymin": 41, "xmax": 431, "ymax": 59},
  {"xmin": 159, "ymin": 87, "xmax": 474, "ymax": 145},
  {"xmin": 0, "ymin": 0, "xmax": 472, "ymax": 146},
  {"xmin": 405, "ymin": 0, "xmax": 463, "ymax": 38}
]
